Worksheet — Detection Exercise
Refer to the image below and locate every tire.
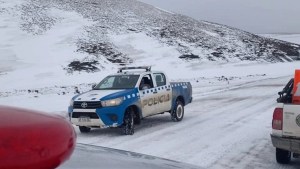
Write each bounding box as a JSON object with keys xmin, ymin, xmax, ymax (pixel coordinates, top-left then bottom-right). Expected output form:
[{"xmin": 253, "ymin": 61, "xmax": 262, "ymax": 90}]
[
  {"xmin": 134, "ymin": 115, "xmax": 141, "ymax": 125},
  {"xmin": 276, "ymin": 148, "xmax": 291, "ymax": 164},
  {"xmin": 79, "ymin": 126, "xmax": 91, "ymax": 133},
  {"xmin": 171, "ymin": 100, "xmax": 184, "ymax": 122},
  {"xmin": 122, "ymin": 108, "xmax": 134, "ymax": 135}
]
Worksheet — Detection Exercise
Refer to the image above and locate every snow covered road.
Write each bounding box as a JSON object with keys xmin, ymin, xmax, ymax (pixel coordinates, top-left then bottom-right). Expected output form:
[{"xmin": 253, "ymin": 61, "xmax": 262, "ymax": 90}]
[
  {"xmin": 1, "ymin": 64, "xmax": 299, "ymax": 168},
  {"xmin": 74, "ymin": 76, "xmax": 300, "ymax": 168}
]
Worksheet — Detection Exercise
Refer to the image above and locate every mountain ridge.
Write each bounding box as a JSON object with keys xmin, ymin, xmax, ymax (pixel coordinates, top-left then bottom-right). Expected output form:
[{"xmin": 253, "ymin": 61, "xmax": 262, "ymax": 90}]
[{"xmin": 2, "ymin": 0, "xmax": 300, "ymax": 73}]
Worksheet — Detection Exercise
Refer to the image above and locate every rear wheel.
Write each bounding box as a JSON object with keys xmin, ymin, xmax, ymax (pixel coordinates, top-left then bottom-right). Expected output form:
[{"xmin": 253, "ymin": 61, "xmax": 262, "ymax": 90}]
[
  {"xmin": 122, "ymin": 108, "xmax": 134, "ymax": 135},
  {"xmin": 79, "ymin": 126, "xmax": 91, "ymax": 133},
  {"xmin": 171, "ymin": 100, "xmax": 184, "ymax": 122},
  {"xmin": 276, "ymin": 148, "xmax": 291, "ymax": 164}
]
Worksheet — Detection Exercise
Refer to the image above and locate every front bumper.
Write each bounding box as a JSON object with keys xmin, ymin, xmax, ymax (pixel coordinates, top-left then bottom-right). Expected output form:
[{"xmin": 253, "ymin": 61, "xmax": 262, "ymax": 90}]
[
  {"xmin": 271, "ymin": 134, "xmax": 300, "ymax": 153},
  {"xmin": 69, "ymin": 107, "xmax": 122, "ymax": 128},
  {"xmin": 71, "ymin": 118, "xmax": 107, "ymax": 128}
]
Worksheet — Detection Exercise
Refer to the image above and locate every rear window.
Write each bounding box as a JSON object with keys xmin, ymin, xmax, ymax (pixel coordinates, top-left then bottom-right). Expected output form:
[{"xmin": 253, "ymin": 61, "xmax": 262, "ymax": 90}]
[{"xmin": 154, "ymin": 73, "xmax": 166, "ymax": 87}]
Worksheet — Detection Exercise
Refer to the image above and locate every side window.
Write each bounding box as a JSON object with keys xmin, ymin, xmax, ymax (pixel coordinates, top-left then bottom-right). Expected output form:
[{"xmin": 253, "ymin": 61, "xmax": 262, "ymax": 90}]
[
  {"xmin": 154, "ymin": 73, "xmax": 166, "ymax": 87},
  {"xmin": 139, "ymin": 74, "xmax": 154, "ymax": 90}
]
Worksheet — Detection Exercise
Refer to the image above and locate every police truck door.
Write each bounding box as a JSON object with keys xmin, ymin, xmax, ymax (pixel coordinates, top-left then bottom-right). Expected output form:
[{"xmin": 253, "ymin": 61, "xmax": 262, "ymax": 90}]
[
  {"xmin": 139, "ymin": 74, "xmax": 160, "ymax": 117},
  {"xmin": 154, "ymin": 73, "xmax": 172, "ymax": 113}
]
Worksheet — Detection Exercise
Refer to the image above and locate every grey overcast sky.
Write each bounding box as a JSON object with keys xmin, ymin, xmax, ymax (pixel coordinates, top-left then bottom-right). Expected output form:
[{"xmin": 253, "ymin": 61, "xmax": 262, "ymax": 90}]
[{"xmin": 138, "ymin": 0, "xmax": 300, "ymax": 34}]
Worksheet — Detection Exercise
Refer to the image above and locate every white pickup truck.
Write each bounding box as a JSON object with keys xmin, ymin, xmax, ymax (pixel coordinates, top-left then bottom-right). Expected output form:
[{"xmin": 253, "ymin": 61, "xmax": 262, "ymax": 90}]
[
  {"xmin": 68, "ymin": 66, "xmax": 192, "ymax": 135},
  {"xmin": 271, "ymin": 77, "xmax": 300, "ymax": 164}
]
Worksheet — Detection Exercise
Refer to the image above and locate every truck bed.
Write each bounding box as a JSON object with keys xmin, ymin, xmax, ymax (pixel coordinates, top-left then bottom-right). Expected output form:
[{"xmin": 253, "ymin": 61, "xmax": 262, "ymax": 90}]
[{"xmin": 283, "ymin": 104, "xmax": 300, "ymax": 138}]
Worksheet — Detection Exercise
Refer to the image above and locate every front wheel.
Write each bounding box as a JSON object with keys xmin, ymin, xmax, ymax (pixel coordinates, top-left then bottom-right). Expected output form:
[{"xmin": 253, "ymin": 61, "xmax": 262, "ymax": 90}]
[
  {"xmin": 171, "ymin": 100, "xmax": 184, "ymax": 122},
  {"xmin": 276, "ymin": 148, "xmax": 291, "ymax": 164},
  {"xmin": 79, "ymin": 126, "xmax": 91, "ymax": 133},
  {"xmin": 122, "ymin": 108, "xmax": 134, "ymax": 135}
]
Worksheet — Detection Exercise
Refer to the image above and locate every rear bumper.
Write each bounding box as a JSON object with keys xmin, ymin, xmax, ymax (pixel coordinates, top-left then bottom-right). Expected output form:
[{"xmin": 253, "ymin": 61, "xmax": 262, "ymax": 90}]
[{"xmin": 271, "ymin": 134, "xmax": 300, "ymax": 153}]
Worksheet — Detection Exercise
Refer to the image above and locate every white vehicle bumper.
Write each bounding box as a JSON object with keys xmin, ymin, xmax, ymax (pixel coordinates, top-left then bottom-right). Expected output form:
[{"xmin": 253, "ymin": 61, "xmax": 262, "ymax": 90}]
[
  {"xmin": 71, "ymin": 118, "xmax": 106, "ymax": 128},
  {"xmin": 271, "ymin": 134, "xmax": 300, "ymax": 153},
  {"xmin": 71, "ymin": 109, "xmax": 107, "ymax": 128}
]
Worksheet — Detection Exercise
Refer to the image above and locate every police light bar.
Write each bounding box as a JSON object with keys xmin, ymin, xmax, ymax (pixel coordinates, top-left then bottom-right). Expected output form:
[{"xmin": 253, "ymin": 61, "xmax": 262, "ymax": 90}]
[{"xmin": 118, "ymin": 66, "xmax": 151, "ymax": 73}]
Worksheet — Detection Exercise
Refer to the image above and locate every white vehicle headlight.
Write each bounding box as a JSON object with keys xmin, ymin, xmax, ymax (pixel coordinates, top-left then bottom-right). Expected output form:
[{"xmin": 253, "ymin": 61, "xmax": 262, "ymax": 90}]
[
  {"xmin": 70, "ymin": 99, "xmax": 74, "ymax": 106},
  {"xmin": 101, "ymin": 97, "xmax": 124, "ymax": 107}
]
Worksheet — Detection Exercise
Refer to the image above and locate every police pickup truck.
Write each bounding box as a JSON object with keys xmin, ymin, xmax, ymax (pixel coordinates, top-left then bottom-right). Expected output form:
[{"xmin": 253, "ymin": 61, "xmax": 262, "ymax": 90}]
[
  {"xmin": 68, "ymin": 66, "xmax": 192, "ymax": 135},
  {"xmin": 271, "ymin": 70, "xmax": 300, "ymax": 164}
]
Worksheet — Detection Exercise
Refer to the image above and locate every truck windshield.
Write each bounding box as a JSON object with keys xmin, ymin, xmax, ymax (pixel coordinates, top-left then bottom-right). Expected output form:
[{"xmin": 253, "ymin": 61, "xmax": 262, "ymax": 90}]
[{"xmin": 94, "ymin": 75, "xmax": 139, "ymax": 90}]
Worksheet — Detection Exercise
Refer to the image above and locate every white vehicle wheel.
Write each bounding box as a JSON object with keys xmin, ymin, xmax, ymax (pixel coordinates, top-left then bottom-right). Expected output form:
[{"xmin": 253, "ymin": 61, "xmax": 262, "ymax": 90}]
[{"xmin": 171, "ymin": 100, "xmax": 184, "ymax": 122}]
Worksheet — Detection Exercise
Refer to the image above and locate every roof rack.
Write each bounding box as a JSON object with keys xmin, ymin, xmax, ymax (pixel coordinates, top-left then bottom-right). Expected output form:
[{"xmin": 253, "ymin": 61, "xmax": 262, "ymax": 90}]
[{"xmin": 118, "ymin": 66, "xmax": 151, "ymax": 73}]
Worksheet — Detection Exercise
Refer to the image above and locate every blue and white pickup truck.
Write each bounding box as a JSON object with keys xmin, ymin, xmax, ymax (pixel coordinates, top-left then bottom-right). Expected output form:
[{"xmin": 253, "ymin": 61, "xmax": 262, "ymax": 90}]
[{"xmin": 68, "ymin": 66, "xmax": 192, "ymax": 135}]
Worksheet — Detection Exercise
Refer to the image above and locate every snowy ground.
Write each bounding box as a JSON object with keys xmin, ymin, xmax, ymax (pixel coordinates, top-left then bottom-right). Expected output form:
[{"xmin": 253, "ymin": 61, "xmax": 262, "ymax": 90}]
[
  {"xmin": 1, "ymin": 0, "xmax": 300, "ymax": 168},
  {"xmin": 1, "ymin": 62, "xmax": 300, "ymax": 169},
  {"xmin": 73, "ymin": 75, "xmax": 300, "ymax": 169}
]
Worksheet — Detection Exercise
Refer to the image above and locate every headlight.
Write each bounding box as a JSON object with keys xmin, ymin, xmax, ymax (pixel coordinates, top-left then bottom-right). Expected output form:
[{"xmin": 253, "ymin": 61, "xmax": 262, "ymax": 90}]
[
  {"xmin": 101, "ymin": 97, "xmax": 124, "ymax": 107},
  {"xmin": 70, "ymin": 99, "xmax": 74, "ymax": 106}
]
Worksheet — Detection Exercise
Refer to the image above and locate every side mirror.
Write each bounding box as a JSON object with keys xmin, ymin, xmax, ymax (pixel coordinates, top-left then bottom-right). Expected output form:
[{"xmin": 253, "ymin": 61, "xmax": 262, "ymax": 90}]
[{"xmin": 278, "ymin": 91, "xmax": 282, "ymax": 95}]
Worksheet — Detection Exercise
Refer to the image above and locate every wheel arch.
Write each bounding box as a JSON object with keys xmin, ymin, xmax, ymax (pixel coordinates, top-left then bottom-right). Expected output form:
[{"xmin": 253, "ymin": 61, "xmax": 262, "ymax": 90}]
[
  {"xmin": 176, "ymin": 96, "xmax": 185, "ymax": 106},
  {"xmin": 126, "ymin": 105, "xmax": 142, "ymax": 124},
  {"xmin": 171, "ymin": 95, "xmax": 185, "ymax": 112}
]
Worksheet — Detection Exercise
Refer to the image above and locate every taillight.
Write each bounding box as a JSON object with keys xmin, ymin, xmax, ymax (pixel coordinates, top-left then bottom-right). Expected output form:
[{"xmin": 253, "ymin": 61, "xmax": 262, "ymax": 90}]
[{"xmin": 272, "ymin": 108, "xmax": 283, "ymax": 130}]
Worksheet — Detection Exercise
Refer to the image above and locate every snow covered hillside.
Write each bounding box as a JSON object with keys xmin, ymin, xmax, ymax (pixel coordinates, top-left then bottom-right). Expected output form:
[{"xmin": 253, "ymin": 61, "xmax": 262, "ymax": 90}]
[
  {"xmin": 261, "ymin": 34, "xmax": 300, "ymax": 45},
  {"xmin": 1, "ymin": 0, "xmax": 300, "ymax": 91},
  {"xmin": 1, "ymin": 0, "xmax": 300, "ymax": 77},
  {"xmin": 21, "ymin": 0, "xmax": 300, "ymax": 65},
  {"xmin": 1, "ymin": 0, "xmax": 300, "ymax": 168}
]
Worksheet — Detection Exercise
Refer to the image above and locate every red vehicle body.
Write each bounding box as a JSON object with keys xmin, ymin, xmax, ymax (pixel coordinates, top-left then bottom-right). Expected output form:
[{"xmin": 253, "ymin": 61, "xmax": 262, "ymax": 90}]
[{"xmin": 0, "ymin": 106, "xmax": 76, "ymax": 169}]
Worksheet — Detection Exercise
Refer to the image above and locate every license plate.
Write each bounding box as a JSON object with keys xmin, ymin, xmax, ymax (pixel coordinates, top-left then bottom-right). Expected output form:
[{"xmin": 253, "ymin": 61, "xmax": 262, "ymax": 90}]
[{"xmin": 78, "ymin": 116, "xmax": 91, "ymax": 122}]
